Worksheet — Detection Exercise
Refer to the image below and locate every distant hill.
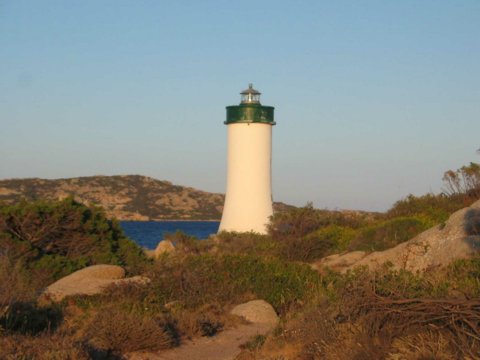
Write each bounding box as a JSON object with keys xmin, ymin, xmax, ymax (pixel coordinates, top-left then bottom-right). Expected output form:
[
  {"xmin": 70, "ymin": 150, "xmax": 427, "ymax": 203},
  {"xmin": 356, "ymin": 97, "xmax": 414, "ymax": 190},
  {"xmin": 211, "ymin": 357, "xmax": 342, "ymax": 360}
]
[{"xmin": 0, "ymin": 175, "xmax": 293, "ymax": 221}]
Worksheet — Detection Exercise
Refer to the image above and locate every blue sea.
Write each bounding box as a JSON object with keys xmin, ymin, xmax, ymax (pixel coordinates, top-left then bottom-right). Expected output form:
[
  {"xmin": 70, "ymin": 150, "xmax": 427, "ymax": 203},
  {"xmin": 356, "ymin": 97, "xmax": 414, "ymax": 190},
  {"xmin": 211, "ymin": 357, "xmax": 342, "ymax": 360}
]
[{"xmin": 120, "ymin": 221, "xmax": 220, "ymax": 249}]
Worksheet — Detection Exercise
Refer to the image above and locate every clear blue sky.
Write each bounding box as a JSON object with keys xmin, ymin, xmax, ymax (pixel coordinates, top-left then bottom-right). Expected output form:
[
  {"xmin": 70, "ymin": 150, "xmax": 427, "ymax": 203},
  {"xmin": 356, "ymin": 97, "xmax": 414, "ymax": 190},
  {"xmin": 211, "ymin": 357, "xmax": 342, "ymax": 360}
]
[{"xmin": 1, "ymin": 0, "xmax": 479, "ymax": 211}]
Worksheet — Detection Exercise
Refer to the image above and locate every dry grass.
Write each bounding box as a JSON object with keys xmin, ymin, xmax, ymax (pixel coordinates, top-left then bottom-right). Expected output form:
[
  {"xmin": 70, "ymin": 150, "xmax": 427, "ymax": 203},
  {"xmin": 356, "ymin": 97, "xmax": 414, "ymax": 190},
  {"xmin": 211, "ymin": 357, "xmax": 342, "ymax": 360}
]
[
  {"xmin": 387, "ymin": 331, "xmax": 456, "ymax": 360},
  {"xmin": 174, "ymin": 303, "xmax": 242, "ymax": 339},
  {"xmin": 338, "ymin": 272, "xmax": 480, "ymax": 358},
  {"xmin": 84, "ymin": 307, "xmax": 173, "ymax": 356},
  {"xmin": 0, "ymin": 333, "xmax": 89, "ymax": 360},
  {"xmin": 236, "ymin": 264, "xmax": 480, "ymax": 360},
  {"xmin": 0, "ymin": 254, "xmax": 36, "ymax": 308}
]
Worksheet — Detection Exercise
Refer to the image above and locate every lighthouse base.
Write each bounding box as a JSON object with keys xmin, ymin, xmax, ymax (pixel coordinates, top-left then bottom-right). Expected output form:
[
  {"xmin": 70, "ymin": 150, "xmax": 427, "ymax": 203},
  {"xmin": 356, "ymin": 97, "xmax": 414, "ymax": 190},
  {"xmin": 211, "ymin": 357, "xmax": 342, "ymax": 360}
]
[{"xmin": 218, "ymin": 123, "xmax": 273, "ymax": 235}]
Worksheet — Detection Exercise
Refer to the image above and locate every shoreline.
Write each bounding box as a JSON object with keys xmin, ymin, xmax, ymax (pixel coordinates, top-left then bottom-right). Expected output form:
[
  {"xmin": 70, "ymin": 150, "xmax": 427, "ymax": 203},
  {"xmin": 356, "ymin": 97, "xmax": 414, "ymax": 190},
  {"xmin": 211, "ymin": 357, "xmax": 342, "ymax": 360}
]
[{"xmin": 119, "ymin": 219, "xmax": 220, "ymax": 222}]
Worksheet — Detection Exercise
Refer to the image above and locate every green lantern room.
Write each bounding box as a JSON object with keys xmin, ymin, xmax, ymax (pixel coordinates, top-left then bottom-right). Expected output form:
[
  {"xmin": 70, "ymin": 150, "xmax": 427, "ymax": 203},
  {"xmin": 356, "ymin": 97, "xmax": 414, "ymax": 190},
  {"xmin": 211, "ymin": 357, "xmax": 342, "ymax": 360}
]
[{"xmin": 225, "ymin": 84, "xmax": 275, "ymax": 125}]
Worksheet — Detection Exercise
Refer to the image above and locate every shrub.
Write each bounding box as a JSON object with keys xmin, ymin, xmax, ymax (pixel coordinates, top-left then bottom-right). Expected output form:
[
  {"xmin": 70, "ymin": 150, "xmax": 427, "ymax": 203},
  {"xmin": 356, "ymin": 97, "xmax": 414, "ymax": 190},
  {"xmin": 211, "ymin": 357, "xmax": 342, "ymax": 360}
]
[
  {"xmin": 268, "ymin": 203, "xmax": 326, "ymax": 240},
  {"xmin": 447, "ymin": 255, "xmax": 480, "ymax": 298},
  {"xmin": 278, "ymin": 231, "xmax": 336, "ymax": 263},
  {"xmin": 148, "ymin": 254, "xmax": 321, "ymax": 315},
  {"xmin": 0, "ymin": 302, "xmax": 63, "ymax": 336},
  {"xmin": 348, "ymin": 216, "xmax": 434, "ymax": 252},
  {"xmin": 215, "ymin": 231, "xmax": 278, "ymax": 257},
  {"xmin": 387, "ymin": 193, "xmax": 467, "ymax": 223},
  {"xmin": 73, "ymin": 284, "xmax": 239, "ymax": 347},
  {"xmin": 0, "ymin": 254, "xmax": 35, "ymax": 309},
  {"xmin": 85, "ymin": 307, "xmax": 173, "ymax": 356},
  {"xmin": 1, "ymin": 254, "xmax": 64, "ymax": 339},
  {"xmin": 443, "ymin": 162, "xmax": 480, "ymax": 201},
  {"xmin": 268, "ymin": 204, "xmax": 376, "ymax": 242},
  {"xmin": 164, "ymin": 230, "xmax": 205, "ymax": 255},
  {"xmin": 279, "ymin": 225, "xmax": 359, "ymax": 262},
  {"xmin": 0, "ymin": 198, "xmax": 148, "ymax": 283}
]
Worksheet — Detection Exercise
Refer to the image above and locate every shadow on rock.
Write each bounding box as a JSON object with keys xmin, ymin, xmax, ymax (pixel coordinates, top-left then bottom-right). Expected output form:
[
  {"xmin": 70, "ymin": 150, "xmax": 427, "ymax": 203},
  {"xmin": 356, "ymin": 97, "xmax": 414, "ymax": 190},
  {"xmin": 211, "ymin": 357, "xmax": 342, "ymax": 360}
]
[{"xmin": 464, "ymin": 209, "xmax": 480, "ymax": 251}]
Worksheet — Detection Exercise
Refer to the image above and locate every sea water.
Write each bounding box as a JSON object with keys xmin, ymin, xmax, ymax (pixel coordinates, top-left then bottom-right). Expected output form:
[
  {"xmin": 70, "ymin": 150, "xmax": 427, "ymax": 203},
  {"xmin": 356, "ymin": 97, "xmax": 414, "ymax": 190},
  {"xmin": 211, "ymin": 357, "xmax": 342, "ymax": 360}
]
[{"xmin": 120, "ymin": 221, "xmax": 220, "ymax": 249}]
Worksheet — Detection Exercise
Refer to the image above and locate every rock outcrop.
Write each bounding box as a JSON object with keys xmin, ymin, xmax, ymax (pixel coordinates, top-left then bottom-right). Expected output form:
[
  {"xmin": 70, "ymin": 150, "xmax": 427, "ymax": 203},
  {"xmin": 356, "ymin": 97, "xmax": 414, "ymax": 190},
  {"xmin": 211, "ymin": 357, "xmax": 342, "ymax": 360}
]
[
  {"xmin": 313, "ymin": 199, "xmax": 480, "ymax": 273},
  {"xmin": 230, "ymin": 300, "xmax": 279, "ymax": 327},
  {"xmin": 39, "ymin": 264, "xmax": 150, "ymax": 303},
  {"xmin": 154, "ymin": 240, "xmax": 175, "ymax": 258}
]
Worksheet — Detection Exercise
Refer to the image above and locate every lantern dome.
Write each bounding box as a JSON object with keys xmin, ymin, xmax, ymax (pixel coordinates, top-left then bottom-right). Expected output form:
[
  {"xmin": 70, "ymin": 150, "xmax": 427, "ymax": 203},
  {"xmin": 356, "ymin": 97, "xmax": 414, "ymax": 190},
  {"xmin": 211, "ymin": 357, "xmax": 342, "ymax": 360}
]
[
  {"xmin": 240, "ymin": 83, "xmax": 261, "ymax": 104},
  {"xmin": 225, "ymin": 84, "xmax": 275, "ymax": 125}
]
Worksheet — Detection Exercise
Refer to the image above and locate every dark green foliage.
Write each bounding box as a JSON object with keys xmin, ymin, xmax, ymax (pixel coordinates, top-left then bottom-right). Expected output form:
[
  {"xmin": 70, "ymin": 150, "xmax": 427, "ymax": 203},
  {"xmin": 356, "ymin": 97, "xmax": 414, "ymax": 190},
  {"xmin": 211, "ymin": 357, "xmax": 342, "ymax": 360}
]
[
  {"xmin": 348, "ymin": 216, "xmax": 434, "ymax": 252},
  {"xmin": 0, "ymin": 302, "xmax": 63, "ymax": 336},
  {"xmin": 0, "ymin": 198, "xmax": 148, "ymax": 282}
]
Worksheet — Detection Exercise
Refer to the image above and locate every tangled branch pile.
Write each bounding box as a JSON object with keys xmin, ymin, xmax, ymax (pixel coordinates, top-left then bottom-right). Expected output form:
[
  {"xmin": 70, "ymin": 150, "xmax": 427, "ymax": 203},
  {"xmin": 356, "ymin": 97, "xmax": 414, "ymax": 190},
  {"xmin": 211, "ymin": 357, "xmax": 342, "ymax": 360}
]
[{"xmin": 340, "ymin": 275, "xmax": 480, "ymax": 359}]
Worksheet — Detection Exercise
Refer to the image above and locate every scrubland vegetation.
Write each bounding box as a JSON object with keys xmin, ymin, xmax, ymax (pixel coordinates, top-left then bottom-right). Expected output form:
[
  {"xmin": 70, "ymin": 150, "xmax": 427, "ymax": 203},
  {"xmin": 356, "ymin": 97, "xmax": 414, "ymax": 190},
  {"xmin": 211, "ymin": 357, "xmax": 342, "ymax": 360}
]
[{"xmin": 1, "ymin": 162, "xmax": 479, "ymax": 359}]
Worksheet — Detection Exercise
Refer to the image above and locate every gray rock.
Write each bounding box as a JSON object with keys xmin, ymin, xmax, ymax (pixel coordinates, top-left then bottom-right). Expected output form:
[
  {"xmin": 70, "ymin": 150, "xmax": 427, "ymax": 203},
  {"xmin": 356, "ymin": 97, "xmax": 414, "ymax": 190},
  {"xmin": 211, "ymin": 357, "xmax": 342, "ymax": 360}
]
[
  {"xmin": 230, "ymin": 299, "xmax": 279, "ymax": 326},
  {"xmin": 154, "ymin": 240, "xmax": 175, "ymax": 258},
  {"xmin": 313, "ymin": 199, "xmax": 480, "ymax": 273},
  {"xmin": 39, "ymin": 264, "xmax": 149, "ymax": 303}
]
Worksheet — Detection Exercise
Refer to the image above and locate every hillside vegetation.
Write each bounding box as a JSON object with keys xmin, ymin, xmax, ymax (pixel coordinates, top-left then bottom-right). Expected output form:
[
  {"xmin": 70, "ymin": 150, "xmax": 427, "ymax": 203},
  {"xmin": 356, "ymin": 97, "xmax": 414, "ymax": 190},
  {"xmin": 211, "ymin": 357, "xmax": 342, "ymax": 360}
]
[
  {"xmin": 1, "ymin": 162, "xmax": 479, "ymax": 359},
  {"xmin": 0, "ymin": 175, "xmax": 293, "ymax": 221}
]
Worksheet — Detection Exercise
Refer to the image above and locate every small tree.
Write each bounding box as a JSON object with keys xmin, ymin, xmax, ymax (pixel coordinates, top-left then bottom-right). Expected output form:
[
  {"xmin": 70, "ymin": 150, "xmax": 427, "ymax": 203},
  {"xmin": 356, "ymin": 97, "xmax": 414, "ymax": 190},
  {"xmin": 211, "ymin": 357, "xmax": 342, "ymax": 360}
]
[
  {"xmin": 268, "ymin": 203, "xmax": 321, "ymax": 240},
  {"xmin": 442, "ymin": 162, "xmax": 480, "ymax": 201}
]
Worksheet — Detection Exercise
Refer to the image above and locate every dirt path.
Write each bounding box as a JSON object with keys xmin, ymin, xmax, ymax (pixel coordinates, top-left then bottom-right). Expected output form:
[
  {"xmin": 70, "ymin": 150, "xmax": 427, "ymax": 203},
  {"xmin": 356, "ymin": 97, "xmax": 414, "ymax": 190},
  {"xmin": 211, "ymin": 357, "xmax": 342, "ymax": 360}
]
[{"xmin": 127, "ymin": 322, "xmax": 272, "ymax": 360}]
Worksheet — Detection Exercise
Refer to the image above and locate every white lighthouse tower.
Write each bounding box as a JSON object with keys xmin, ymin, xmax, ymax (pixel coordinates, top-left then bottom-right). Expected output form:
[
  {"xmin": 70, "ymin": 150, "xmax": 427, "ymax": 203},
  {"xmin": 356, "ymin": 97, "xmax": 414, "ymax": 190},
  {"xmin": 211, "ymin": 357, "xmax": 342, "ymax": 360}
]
[{"xmin": 218, "ymin": 84, "xmax": 275, "ymax": 234}]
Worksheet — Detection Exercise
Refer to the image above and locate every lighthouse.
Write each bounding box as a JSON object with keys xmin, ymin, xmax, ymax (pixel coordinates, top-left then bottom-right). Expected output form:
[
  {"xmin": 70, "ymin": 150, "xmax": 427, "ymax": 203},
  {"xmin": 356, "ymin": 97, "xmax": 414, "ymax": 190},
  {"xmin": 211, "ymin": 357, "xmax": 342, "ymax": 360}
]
[{"xmin": 218, "ymin": 84, "xmax": 275, "ymax": 234}]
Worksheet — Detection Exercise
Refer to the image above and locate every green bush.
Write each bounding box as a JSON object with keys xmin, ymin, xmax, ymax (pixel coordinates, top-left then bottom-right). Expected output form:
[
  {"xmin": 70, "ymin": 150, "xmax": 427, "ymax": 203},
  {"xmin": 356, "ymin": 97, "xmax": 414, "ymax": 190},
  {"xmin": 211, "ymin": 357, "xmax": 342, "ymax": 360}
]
[
  {"xmin": 268, "ymin": 203, "xmax": 377, "ymax": 242},
  {"xmin": 348, "ymin": 216, "xmax": 434, "ymax": 252},
  {"xmin": 0, "ymin": 198, "xmax": 148, "ymax": 283},
  {"xmin": 277, "ymin": 224, "xmax": 357, "ymax": 262},
  {"xmin": 387, "ymin": 193, "xmax": 467, "ymax": 223}
]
